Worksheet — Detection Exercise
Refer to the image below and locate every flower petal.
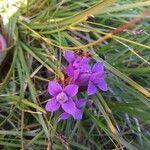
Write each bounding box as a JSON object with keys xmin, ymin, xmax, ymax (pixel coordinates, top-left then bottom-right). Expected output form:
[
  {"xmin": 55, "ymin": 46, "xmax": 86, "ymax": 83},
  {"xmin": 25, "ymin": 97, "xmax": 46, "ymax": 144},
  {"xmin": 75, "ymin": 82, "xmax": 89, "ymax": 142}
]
[
  {"xmin": 66, "ymin": 64, "xmax": 74, "ymax": 76},
  {"xmin": 80, "ymin": 57, "xmax": 90, "ymax": 64},
  {"xmin": 64, "ymin": 51, "xmax": 75, "ymax": 63},
  {"xmin": 73, "ymin": 57, "xmax": 82, "ymax": 68},
  {"xmin": 64, "ymin": 84, "xmax": 78, "ymax": 97},
  {"xmin": 59, "ymin": 112, "xmax": 71, "ymax": 120},
  {"xmin": 45, "ymin": 98, "xmax": 60, "ymax": 112},
  {"xmin": 79, "ymin": 64, "xmax": 91, "ymax": 72},
  {"xmin": 80, "ymin": 57, "xmax": 90, "ymax": 70},
  {"xmin": 92, "ymin": 62, "xmax": 104, "ymax": 73},
  {"xmin": 97, "ymin": 78, "xmax": 108, "ymax": 91},
  {"xmin": 61, "ymin": 99, "xmax": 77, "ymax": 115},
  {"xmin": 72, "ymin": 109, "xmax": 83, "ymax": 120},
  {"xmin": 75, "ymin": 72, "xmax": 90, "ymax": 86},
  {"xmin": 87, "ymin": 81, "xmax": 97, "ymax": 95},
  {"xmin": 0, "ymin": 34, "xmax": 6, "ymax": 49},
  {"xmin": 48, "ymin": 81, "xmax": 62, "ymax": 96},
  {"xmin": 73, "ymin": 70, "xmax": 80, "ymax": 81},
  {"xmin": 76, "ymin": 99, "xmax": 87, "ymax": 108},
  {"xmin": 90, "ymin": 72, "xmax": 103, "ymax": 84}
]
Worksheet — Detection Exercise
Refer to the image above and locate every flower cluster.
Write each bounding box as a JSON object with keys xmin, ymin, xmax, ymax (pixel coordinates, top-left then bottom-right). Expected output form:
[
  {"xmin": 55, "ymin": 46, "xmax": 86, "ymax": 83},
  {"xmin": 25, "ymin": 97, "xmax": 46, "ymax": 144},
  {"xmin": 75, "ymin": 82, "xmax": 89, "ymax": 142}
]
[{"xmin": 45, "ymin": 50, "xmax": 108, "ymax": 121}]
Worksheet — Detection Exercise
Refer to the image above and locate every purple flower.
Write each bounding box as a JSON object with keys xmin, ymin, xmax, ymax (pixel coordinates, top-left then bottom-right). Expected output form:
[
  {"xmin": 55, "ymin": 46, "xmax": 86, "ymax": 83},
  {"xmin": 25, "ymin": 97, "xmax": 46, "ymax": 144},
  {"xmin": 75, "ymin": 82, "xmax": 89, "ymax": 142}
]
[
  {"xmin": 0, "ymin": 34, "xmax": 6, "ymax": 49},
  {"xmin": 45, "ymin": 81, "xmax": 79, "ymax": 116},
  {"xmin": 64, "ymin": 51, "xmax": 90, "ymax": 76},
  {"xmin": 59, "ymin": 99, "xmax": 87, "ymax": 120},
  {"xmin": 74, "ymin": 62, "xmax": 108, "ymax": 95}
]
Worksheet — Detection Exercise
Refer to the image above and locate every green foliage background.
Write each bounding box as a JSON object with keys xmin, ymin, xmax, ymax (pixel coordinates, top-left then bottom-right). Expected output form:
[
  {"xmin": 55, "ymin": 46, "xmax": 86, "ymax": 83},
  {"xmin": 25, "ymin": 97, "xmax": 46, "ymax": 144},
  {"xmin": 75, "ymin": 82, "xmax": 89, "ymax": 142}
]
[{"xmin": 0, "ymin": 0, "xmax": 150, "ymax": 149}]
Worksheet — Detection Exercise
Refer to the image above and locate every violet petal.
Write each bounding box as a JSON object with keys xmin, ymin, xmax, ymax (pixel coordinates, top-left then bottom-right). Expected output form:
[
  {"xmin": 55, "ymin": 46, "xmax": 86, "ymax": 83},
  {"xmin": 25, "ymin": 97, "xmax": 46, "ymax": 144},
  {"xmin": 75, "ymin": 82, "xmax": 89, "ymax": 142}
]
[
  {"xmin": 87, "ymin": 81, "xmax": 97, "ymax": 95},
  {"xmin": 97, "ymin": 78, "xmax": 108, "ymax": 91},
  {"xmin": 66, "ymin": 64, "xmax": 74, "ymax": 76},
  {"xmin": 75, "ymin": 72, "xmax": 90, "ymax": 86},
  {"xmin": 79, "ymin": 64, "xmax": 91, "ymax": 72},
  {"xmin": 80, "ymin": 57, "xmax": 90, "ymax": 64},
  {"xmin": 59, "ymin": 112, "xmax": 71, "ymax": 120},
  {"xmin": 61, "ymin": 99, "xmax": 77, "ymax": 115},
  {"xmin": 76, "ymin": 99, "xmax": 87, "ymax": 108},
  {"xmin": 73, "ymin": 70, "xmax": 80, "ymax": 81},
  {"xmin": 0, "ymin": 34, "xmax": 6, "ymax": 49},
  {"xmin": 72, "ymin": 109, "xmax": 83, "ymax": 120},
  {"xmin": 90, "ymin": 72, "xmax": 103, "ymax": 84},
  {"xmin": 73, "ymin": 57, "xmax": 82, "ymax": 68},
  {"xmin": 64, "ymin": 51, "xmax": 75, "ymax": 63},
  {"xmin": 48, "ymin": 81, "xmax": 62, "ymax": 96},
  {"xmin": 64, "ymin": 84, "xmax": 78, "ymax": 97},
  {"xmin": 45, "ymin": 98, "xmax": 60, "ymax": 112},
  {"xmin": 92, "ymin": 62, "xmax": 104, "ymax": 73}
]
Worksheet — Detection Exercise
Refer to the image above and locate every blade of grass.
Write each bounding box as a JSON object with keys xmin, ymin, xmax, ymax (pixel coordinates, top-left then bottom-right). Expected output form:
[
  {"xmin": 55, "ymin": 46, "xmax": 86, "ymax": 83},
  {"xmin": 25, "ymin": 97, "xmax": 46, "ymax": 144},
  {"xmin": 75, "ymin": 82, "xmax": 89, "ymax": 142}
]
[
  {"xmin": 18, "ymin": 45, "xmax": 50, "ymax": 140},
  {"xmin": 29, "ymin": 0, "xmax": 115, "ymax": 29}
]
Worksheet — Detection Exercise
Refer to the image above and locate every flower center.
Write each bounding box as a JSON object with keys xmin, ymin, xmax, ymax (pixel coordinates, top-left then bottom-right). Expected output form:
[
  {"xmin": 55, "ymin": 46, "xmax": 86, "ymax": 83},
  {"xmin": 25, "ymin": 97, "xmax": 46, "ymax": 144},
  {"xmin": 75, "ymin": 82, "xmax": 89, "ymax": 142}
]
[{"xmin": 56, "ymin": 92, "xmax": 68, "ymax": 103}]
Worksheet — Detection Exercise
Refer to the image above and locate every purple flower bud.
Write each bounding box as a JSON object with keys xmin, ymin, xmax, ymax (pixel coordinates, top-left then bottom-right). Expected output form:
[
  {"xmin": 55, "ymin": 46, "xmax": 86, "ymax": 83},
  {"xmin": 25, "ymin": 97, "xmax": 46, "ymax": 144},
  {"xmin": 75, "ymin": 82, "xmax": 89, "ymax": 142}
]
[{"xmin": 64, "ymin": 51, "xmax": 90, "ymax": 76}]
